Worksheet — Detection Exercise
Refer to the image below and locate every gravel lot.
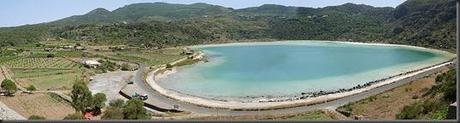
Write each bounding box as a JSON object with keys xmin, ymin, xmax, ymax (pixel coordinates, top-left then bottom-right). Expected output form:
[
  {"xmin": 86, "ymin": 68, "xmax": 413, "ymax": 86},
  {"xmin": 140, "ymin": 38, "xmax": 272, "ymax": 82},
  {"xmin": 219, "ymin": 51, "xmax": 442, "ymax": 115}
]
[{"xmin": 88, "ymin": 71, "xmax": 135, "ymax": 104}]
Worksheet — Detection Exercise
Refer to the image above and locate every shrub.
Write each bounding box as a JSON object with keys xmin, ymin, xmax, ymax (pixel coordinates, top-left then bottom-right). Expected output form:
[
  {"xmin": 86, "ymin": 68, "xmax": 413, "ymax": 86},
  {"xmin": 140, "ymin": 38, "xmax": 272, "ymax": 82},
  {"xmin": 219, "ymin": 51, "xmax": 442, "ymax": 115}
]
[
  {"xmin": 121, "ymin": 63, "xmax": 131, "ymax": 71},
  {"xmin": 63, "ymin": 112, "xmax": 83, "ymax": 120},
  {"xmin": 102, "ymin": 99, "xmax": 125, "ymax": 120},
  {"xmin": 28, "ymin": 115, "xmax": 46, "ymax": 120},
  {"xmin": 123, "ymin": 99, "xmax": 150, "ymax": 119},
  {"xmin": 26, "ymin": 85, "xmax": 37, "ymax": 91}
]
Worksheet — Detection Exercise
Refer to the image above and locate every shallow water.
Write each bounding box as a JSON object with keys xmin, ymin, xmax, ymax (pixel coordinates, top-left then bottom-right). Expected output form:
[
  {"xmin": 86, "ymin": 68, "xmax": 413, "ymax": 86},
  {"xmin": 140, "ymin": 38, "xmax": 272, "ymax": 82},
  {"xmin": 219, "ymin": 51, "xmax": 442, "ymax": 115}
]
[{"xmin": 157, "ymin": 41, "xmax": 453, "ymax": 99}]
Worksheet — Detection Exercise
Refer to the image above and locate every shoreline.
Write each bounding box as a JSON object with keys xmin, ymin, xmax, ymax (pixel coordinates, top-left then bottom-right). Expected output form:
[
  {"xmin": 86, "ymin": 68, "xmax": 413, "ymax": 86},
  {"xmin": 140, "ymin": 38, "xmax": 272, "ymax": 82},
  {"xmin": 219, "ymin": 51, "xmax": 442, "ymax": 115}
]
[
  {"xmin": 190, "ymin": 40, "xmax": 455, "ymax": 58},
  {"xmin": 146, "ymin": 41, "xmax": 456, "ymax": 110}
]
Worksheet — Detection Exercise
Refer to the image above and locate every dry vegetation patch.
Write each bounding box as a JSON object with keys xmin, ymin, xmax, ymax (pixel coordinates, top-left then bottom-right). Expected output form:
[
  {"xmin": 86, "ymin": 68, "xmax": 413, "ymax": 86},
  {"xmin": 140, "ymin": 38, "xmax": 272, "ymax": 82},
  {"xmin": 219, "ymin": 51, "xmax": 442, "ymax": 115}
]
[
  {"xmin": 337, "ymin": 70, "xmax": 447, "ymax": 119},
  {"xmin": 0, "ymin": 93, "xmax": 75, "ymax": 120}
]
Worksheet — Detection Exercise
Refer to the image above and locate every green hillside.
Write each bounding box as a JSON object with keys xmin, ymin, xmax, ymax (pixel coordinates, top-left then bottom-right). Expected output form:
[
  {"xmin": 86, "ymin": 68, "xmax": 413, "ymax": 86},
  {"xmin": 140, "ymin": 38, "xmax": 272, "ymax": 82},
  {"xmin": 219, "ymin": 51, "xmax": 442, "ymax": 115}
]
[{"xmin": 0, "ymin": 0, "xmax": 456, "ymax": 51}]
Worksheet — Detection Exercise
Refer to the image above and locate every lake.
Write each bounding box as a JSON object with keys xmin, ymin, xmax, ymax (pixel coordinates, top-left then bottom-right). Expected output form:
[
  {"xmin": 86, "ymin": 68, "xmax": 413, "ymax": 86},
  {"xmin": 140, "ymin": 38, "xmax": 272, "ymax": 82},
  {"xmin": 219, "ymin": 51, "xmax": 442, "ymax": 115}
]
[{"xmin": 156, "ymin": 41, "xmax": 454, "ymax": 100}]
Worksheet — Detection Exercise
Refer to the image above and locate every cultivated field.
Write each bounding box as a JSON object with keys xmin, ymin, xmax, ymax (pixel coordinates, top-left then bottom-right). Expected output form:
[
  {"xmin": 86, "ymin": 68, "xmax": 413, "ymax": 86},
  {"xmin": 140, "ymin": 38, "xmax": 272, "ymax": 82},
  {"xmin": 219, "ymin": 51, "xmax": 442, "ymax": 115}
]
[
  {"xmin": 97, "ymin": 47, "xmax": 185, "ymax": 66},
  {"xmin": 0, "ymin": 93, "xmax": 75, "ymax": 120},
  {"xmin": 13, "ymin": 69, "xmax": 82, "ymax": 90},
  {"xmin": 0, "ymin": 58, "xmax": 82, "ymax": 69}
]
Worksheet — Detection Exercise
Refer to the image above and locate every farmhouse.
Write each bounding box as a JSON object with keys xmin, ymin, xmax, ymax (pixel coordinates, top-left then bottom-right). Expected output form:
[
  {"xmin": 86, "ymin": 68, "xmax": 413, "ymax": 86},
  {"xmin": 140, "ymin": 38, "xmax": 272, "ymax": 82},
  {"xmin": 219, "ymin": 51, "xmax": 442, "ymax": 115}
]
[{"xmin": 83, "ymin": 60, "xmax": 101, "ymax": 68}]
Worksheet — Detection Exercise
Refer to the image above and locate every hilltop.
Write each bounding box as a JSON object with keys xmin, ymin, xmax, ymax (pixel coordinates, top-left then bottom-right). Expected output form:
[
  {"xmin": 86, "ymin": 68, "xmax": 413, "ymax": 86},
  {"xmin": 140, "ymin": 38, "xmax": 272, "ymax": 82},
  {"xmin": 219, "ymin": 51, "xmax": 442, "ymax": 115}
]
[{"xmin": 0, "ymin": 0, "xmax": 456, "ymax": 51}]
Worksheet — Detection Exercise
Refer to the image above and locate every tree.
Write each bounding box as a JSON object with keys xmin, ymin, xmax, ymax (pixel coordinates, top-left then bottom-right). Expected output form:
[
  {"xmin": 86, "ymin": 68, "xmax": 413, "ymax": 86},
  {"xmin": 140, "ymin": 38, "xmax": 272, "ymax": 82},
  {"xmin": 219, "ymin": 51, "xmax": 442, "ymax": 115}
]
[
  {"xmin": 123, "ymin": 99, "xmax": 149, "ymax": 119},
  {"xmin": 1, "ymin": 79, "xmax": 17, "ymax": 96},
  {"xmin": 102, "ymin": 99, "xmax": 126, "ymax": 119},
  {"xmin": 71, "ymin": 81, "xmax": 93, "ymax": 113},
  {"xmin": 26, "ymin": 85, "xmax": 37, "ymax": 91},
  {"xmin": 28, "ymin": 115, "xmax": 46, "ymax": 120},
  {"xmin": 91, "ymin": 93, "xmax": 107, "ymax": 115},
  {"xmin": 109, "ymin": 99, "xmax": 125, "ymax": 108},
  {"xmin": 63, "ymin": 112, "xmax": 84, "ymax": 120}
]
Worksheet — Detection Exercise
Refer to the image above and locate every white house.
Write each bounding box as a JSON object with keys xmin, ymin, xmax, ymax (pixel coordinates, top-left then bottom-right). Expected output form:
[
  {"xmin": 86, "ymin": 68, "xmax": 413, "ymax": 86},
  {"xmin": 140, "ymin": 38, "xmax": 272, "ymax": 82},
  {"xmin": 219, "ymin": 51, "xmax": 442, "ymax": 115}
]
[{"xmin": 83, "ymin": 60, "xmax": 101, "ymax": 68}]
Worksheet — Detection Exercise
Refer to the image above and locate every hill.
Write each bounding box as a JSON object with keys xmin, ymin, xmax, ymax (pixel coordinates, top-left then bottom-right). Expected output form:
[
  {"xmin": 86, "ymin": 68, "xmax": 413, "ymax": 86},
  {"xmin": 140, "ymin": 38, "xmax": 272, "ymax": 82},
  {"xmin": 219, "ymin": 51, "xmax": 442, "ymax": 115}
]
[{"xmin": 0, "ymin": 0, "xmax": 456, "ymax": 51}]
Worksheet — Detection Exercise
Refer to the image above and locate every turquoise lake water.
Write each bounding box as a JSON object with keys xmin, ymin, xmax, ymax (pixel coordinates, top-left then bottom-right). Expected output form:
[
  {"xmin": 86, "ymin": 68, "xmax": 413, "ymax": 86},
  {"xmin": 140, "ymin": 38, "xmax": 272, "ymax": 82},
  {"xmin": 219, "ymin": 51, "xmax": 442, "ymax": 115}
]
[{"xmin": 157, "ymin": 41, "xmax": 454, "ymax": 99}]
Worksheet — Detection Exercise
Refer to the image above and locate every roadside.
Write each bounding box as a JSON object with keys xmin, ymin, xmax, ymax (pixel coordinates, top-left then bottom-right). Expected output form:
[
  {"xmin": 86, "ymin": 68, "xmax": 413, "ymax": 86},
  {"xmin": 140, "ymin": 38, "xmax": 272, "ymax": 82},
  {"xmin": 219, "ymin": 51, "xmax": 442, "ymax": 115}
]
[{"xmin": 336, "ymin": 68, "xmax": 452, "ymax": 120}]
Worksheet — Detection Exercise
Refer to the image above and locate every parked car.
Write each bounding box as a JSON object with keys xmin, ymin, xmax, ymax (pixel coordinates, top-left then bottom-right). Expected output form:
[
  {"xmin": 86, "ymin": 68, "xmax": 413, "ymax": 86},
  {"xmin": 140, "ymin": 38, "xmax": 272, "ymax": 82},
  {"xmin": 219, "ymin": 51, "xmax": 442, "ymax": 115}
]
[
  {"xmin": 132, "ymin": 92, "xmax": 140, "ymax": 98},
  {"xmin": 140, "ymin": 94, "xmax": 148, "ymax": 100},
  {"xmin": 127, "ymin": 81, "xmax": 134, "ymax": 84}
]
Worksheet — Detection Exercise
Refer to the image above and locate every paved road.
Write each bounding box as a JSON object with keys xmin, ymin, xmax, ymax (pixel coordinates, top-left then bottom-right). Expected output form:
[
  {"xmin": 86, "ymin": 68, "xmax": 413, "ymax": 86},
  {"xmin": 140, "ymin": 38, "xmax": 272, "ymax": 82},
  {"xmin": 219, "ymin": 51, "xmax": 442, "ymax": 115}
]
[{"xmin": 130, "ymin": 62, "xmax": 453, "ymax": 117}]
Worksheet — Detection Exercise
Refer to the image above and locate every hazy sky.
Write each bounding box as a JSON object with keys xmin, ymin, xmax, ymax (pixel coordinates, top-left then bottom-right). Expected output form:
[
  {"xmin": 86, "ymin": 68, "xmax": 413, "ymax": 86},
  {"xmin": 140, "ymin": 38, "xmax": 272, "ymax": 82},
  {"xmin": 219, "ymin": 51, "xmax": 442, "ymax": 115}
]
[{"xmin": 0, "ymin": 0, "xmax": 406, "ymax": 27}]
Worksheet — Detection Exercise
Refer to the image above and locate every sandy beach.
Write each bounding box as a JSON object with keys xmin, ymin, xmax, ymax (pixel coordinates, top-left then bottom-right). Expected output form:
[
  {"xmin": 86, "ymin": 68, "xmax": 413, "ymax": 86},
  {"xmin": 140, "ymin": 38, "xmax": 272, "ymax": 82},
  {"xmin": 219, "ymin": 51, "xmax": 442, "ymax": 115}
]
[{"xmin": 146, "ymin": 41, "xmax": 456, "ymax": 110}]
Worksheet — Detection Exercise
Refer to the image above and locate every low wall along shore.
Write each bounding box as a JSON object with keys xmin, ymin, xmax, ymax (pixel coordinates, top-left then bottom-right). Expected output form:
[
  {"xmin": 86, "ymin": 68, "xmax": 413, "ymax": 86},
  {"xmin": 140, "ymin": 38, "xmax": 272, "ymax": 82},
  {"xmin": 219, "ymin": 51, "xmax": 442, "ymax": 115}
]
[{"xmin": 145, "ymin": 43, "xmax": 456, "ymax": 110}]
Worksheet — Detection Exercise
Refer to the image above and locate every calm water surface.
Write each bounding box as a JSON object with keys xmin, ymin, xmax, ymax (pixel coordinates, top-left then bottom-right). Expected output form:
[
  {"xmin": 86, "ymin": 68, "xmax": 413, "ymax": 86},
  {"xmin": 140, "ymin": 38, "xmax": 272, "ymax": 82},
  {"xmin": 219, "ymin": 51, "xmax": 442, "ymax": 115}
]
[{"xmin": 157, "ymin": 41, "xmax": 453, "ymax": 99}]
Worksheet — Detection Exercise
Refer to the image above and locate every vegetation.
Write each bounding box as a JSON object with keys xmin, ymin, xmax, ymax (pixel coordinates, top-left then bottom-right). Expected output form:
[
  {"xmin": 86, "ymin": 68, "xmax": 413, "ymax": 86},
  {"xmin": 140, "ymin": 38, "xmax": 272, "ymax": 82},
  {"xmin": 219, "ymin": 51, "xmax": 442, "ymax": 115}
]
[
  {"xmin": 123, "ymin": 99, "xmax": 150, "ymax": 119},
  {"xmin": 283, "ymin": 110, "xmax": 334, "ymax": 120},
  {"xmin": 12, "ymin": 69, "xmax": 83, "ymax": 90},
  {"xmin": 0, "ymin": 0, "xmax": 456, "ymax": 52},
  {"xmin": 396, "ymin": 69, "xmax": 456, "ymax": 120},
  {"xmin": 63, "ymin": 112, "xmax": 84, "ymax": 120},
  {"xmin": 26, "ymin": 85, "xmax": 37, "ymax": 91},
  {"xmin": 97, "ymin": 59, "xmax": 119, "ymax": 73},
  {"xmin": 91, "ymin": 93, "xmax": 107, "ymax": 115},
  {"xmin": 102, "ymin": 99, "xmax": 125, "ymax": 120},
  {"xmin": 120, "ymin": 63, "xmax": 131, "ymax": 71},
  {"xmin": 1, "ymin": 79, "xmax": 17, "ymax": 96},
  {"xmin": 101, "ymin": 99, "xmax": 150, "ymax": 120},
  {"xmin": 70, "ymin": 80, "xmax": 93, "ymax": 113},
  {"xmin": 70, "ymin": 80, "xmax": 107, "ymax": 114},
  {"xmin": 28, "ymin": 115, "xmax": 46, "ymax": 120}
]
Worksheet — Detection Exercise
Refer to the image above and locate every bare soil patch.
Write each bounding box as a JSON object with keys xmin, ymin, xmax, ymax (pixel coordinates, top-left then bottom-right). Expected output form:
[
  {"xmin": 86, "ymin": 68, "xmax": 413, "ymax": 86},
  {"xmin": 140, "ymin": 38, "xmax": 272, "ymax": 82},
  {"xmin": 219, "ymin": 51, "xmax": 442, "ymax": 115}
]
[{"xmin": 0, "ymin": 93, "xmax": 75, "ymax": 120}]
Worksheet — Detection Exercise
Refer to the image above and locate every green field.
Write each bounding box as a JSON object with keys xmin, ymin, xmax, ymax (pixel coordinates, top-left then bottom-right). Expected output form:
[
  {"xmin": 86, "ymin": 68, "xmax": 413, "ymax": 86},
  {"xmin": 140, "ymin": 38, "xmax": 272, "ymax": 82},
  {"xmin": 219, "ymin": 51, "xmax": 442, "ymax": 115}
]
[
  {"xmin": 1, "ymin": 57, "xmax": 83, "ymax": 69},
  {"xmin": 0, "ymin": 56, "xmax": 85, "ymax": 90},
  {"xmin": 14, "ymin": 69, "xmax": 82, "ymax": 90},
  {"xmin": 101, "ymin": 48, "xmax": 185, "ymax": 66}
]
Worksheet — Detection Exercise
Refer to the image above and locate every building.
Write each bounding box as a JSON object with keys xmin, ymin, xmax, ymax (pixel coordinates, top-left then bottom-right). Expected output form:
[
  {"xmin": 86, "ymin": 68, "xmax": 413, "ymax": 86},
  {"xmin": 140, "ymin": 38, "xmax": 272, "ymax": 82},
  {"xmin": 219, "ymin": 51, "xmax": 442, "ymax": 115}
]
[{"xmin": 83, "ymin": 60, "xmax": 101, "ymax": 68}]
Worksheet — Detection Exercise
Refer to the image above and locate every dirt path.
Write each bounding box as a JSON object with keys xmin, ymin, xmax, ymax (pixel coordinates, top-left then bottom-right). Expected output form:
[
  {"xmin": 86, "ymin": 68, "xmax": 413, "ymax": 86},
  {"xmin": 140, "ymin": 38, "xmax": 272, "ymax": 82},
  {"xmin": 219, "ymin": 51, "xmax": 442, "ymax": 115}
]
[{"xmin": 0, "ymin": 66, "xmax": 5, "ymax": 82}]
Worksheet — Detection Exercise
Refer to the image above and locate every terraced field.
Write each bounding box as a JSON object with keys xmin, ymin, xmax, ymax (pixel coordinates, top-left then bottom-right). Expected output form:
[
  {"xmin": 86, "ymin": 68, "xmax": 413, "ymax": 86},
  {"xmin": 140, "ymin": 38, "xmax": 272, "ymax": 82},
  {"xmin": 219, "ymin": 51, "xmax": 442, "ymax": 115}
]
[
  {"xmin": 13, "ymin": 69, "xmax": 82, "ymax": 90},
  {"xmin": 0, "ymin": 93, "xmax": 75, "ymax": 120},
  {"xmin": 102, "ymin": 48, "xmax": 185, "ymax": 66},
  {"xmin": 0, "ymin": 57, "xmax": 85, "ymax": 90},
  {"xmin": 0, "ymin": 58, "xmax": 83, "ymax": 69}
]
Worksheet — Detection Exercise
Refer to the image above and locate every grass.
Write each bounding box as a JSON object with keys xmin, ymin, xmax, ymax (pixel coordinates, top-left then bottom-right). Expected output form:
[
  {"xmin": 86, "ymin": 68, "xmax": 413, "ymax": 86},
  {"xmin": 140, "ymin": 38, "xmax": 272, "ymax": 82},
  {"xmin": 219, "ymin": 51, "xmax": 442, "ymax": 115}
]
[
  {"xmin": 188, "ymin": 110, "xmax": 335, "ymax": 120},
  {"xmin": 102, "ymin": 47, "xmax": 186, "ymax": 66},
  {"xmin": 13, "ymin": 69, "xmax": 82, "ymax": 90},
  {"xmin": 1, "ymin": 57, "xmax": 83, "ymax": 69},
  {"xmin": 282, "ymin": 110, "xmax": 335, "ymax": 120}
]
